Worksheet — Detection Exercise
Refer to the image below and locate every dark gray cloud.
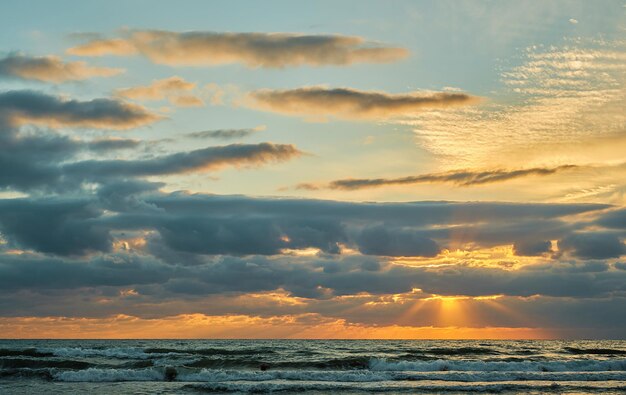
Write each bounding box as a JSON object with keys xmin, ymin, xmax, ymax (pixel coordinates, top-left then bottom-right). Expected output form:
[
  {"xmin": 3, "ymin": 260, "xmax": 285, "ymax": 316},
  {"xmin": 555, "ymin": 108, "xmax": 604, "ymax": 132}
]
[
  {"xmin": 0, "ymin": 90, "xmax": 160, "ymax": 129},
  {"xmin": 355, "ymin": 226, "xmax": 440, "ymax": 257},
  {"xmin": 0, "ymin": 252, "xmax": 624, "ymax": 302},
  {"xmin": 597, "ymin": 208, "xmax": 626, "ymax": 229},
  {"xmin": 0, "ymin": 127, "xmax": 138, "ymax": 191},
  {"xmin": 302, "ymin": 165, "xmax": 579, "ymax": 190},
  {"xmin": 559, "ymin": 232, "xmax": 626, "ymax": 260},
  {"xmin": 513, "ymin": 240, "xmax": 552, "ymax": 256},
  {"xmin": 0, "ymin": 53, "xmax": 123, "ymax": 82},
  {"xmin": 0, "ymin": 253, "xmax": 171, "ymax": 290},
  {"xmin": 87, "ymin": 138, "xmax": 141, "ymax": 151},
  {"xmin": 145, "ymin": 194, "xmax": 606, "ymax": 226},
  {"xmin": 0, "ymin": 189, "xmax": 609, "ymax": 258},
  {"xmin": 0, "ymin": 198, "xmax": 110, "ymax": 256},
  {"xmin": 247, "ymin": 87, "xmax": 479, "ymax": 120},
  {"xmin": 67, "ymin": 30, "xmax": 408, "ymax": 68}
]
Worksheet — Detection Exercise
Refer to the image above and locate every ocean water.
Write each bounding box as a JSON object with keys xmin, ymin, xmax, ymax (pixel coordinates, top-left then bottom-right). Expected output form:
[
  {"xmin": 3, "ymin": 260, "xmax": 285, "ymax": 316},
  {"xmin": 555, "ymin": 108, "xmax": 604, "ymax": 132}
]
[{"xmin": 0, "ymin": 340, "xmax": 625, "ymax": 394}]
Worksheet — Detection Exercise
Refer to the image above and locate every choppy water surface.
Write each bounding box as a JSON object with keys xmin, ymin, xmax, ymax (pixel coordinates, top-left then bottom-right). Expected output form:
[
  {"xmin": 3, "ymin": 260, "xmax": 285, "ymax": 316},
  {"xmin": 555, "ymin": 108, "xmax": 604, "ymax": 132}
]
[{"xmin": 0, "ymin": 339, "xmax": 625, "ymax": 394}]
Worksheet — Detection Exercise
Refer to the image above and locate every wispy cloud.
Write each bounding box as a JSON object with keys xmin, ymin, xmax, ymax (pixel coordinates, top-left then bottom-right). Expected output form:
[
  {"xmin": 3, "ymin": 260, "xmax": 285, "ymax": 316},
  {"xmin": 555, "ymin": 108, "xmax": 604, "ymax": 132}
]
[
  {"xmin": 67, "ymin": 30, "xmax": 408, "ymax": 68},
  {"xmin": 185, "ymin": 125, "xmax": 266, "ymax": 140},
  {"xmin": 247, "ymin": 87, "xmax": 480, "ymax": 121},
  {"xmin": 296, "ymin": 165, "xmax": 579, "ymax": 190},
  {"xmin": 0, "ymin": 53, "xmax": 123, "ymax": 82}
]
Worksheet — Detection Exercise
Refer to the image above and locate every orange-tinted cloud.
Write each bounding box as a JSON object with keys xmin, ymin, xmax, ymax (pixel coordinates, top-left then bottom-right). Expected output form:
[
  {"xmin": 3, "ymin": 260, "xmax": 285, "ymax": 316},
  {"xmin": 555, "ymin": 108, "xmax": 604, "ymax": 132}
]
[
  {"xmin": 115, "ymin": 76, "xmax": 203, "ymax": 107},
  {"xmin": 67, "ymin": 38, "xmax": 138, "ymax": 56},
  {"xmin": 67, "ymin": 30, "xmax": 408, "ymax": 68},
  {"xmin": 168, "ymin": 94, "xmax": 204, "ymax": 107},
  {"xmin": 0, "ymin": 53, "xmax": 123, "ymax": 82},
  {"xmin": 247, "ymin": 87, "xmax": 480, "ymax": 120}
]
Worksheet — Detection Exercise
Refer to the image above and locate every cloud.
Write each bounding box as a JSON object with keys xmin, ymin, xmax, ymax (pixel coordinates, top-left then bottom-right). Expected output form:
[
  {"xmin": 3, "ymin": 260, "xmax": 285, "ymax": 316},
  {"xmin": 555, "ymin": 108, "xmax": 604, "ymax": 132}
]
[
  {"xmin": 87, "ymin": 137, "xmax": 141, "ymax": 151},
  {"xmin": 597, "ymin": 207, "xmax": 626, "ymax": 229},
  {"xmin": 559, "ymin": 232, "xmax": 626, "ymax": 259},
  {"xmin": 569, "ymin": 18, "xmax": 579, "ymax": 24},
  {"xmin": 0, "ymin": 53, "xmax": 123, "ymax": 83},
  {"xmin": 0, "ymin": 108, "xmax": 299, "ymax": 192},
  {"xmin": 114, "ymin": 76, "xmax": 203, "ymax": 107},
  {"xmin": 247, "ymin": 87, "xmax": 480, "ymax": 120},
  {"xmin": 0, "ymin": 198, "xmax": 111, "ymax": 255},
  {"xmin": 406, "ymin": 40, "xmax": 626, "ymax": 167},
  {"xmin": 168, "ymin": 95, "xmax": 203, "ymax": 107},
  {"xmin": 64, "ymin": 143, "xmax": 302, "ymax": 179},
  {"xmin": 0, "ymin": 140, "xmax": 300, "ymax": 192},
  {"xmin": 186, "ymin": 125, "xmax": 265, "ymax": 140},
  {"xmin": 67, "ymin": 38, "xmax": 137, "ymax": 56},
  {"xmin": 0, "ymin": 188, "xmax": 623, "ymax": 337},
  {"xmin": 355, "ymin": 226, "xmax": 440, "ymax": 257},
  {"xmin": 0, "ymin": 252, "xmax": 624, "ymax": 303},
  {"xmin": 67, "ymin": 30, "xmax": 408, "ymax": 68},
  {"xmin": 513, "ymin": 240, "xmax": 552, "ymax": 256},
  {"xmin": 0, "ymin": 90, "xmax": 160, "ymax": 129},
  {"xmin": 0, "ymin": 188, "xmax": 607, "ymax": 257},
  {"xmin": 300, "ymin": 165, "xmax": 579, "ymax": 190},
  {"xmin": 0, "ymin": 128, "xmax": 141, "ymax": 192}
]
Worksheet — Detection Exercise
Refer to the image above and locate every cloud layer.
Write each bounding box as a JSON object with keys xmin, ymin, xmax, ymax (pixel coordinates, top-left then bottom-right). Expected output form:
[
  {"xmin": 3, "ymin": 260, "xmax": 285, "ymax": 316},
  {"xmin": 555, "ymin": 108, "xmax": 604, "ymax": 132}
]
[{"xmin": 68, "ymin": 30, "xmax": 409, "ymax": 68}]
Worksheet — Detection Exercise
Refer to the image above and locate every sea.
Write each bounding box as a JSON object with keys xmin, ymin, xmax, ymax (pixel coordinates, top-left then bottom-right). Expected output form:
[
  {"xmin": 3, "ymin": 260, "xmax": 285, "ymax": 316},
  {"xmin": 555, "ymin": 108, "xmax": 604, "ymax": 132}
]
[{"xmin": 0, "ymin": 339, "xmax": 625, "ymax": 394}]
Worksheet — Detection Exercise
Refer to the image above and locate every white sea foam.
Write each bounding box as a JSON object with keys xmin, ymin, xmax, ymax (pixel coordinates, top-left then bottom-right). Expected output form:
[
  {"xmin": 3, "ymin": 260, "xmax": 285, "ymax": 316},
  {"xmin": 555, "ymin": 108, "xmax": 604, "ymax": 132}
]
[
  {"xmin": 178, "ymin": 369, "xmax": 393, "ymax": 382},
  {"xmin": 53, "ymin": 368, "xmax": 163, "ymax": 382}
]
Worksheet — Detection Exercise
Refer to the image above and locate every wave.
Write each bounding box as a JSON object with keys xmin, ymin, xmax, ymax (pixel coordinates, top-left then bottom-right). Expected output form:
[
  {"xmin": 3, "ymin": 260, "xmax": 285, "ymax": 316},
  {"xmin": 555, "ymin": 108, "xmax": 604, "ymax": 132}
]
[
  {"xmin": 185, "ymin": 356, "xmax": 371, "ymax": 370},
  {"xmin": 564, "ymin": 347, "xmax": 626, "ymax": 355},
  {"xmin": 369, "ymin": 358, "xmax": 626, "ymax": 372},
  {"xmin": 37, "ymin": 346, "xmax": 278, "ymax": 362},
  {"xmin": 144, "ymin": 347, "xmax": 277, "ymax": 356},
  {"xmin": 185, "ymin": 381, "xmax": 626, "ymax": 393},
  {"xmin": 421, "ymin": 347, "xmax": 501, "ymax": 356},
  {"xmin": 184, "ymin": 356, "xmax": 626, "ymax": 372},
  {"xmin": 0, "ymin": 358, "xmax": 93, "ymax": 370},
  {"xmin": 0, "ymin": 349, "xmax": 53, "ymax": 358},
  {"xmin": 0, "ymin": 368, "xmax": 54, "ymax": 380}
]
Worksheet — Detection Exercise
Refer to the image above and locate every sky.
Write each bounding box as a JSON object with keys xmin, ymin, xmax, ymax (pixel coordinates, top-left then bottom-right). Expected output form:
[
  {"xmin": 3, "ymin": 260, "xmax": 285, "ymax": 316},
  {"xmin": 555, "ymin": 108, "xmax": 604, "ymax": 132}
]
[{"xmin": 0, "ymin": 0, "xmax": 625, "ymax": 339}]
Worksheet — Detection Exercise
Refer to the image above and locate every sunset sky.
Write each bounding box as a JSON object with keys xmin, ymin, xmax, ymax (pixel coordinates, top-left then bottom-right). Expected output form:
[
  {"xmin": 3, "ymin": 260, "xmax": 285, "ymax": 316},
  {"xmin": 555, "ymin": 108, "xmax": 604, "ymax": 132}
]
[{"xmin": 0, "ymin": 0, "xmax": 625, "ymax": 339}]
